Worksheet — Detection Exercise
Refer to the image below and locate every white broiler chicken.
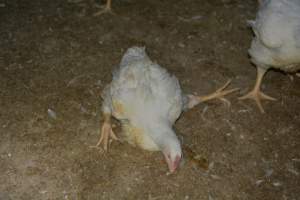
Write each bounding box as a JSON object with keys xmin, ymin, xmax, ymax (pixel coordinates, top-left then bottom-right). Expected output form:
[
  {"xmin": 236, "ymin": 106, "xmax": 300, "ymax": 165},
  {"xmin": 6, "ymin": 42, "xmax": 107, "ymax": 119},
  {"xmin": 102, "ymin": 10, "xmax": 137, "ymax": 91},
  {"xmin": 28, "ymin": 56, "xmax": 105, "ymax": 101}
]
[
  {"xmin": 95, "ymin": 47, "xmax": 238, "ymax": 172},
  {"xmin": 239, "ymin": 0, "xmax": 300, "ymax": 113}
]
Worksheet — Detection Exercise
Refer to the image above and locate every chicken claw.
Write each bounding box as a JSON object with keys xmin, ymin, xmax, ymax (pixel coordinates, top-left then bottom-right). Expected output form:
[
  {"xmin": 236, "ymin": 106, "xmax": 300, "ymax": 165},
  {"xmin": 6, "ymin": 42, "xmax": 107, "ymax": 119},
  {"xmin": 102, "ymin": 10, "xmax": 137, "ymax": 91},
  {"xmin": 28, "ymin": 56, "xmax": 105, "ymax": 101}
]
[
  {"xmin": 187, "ymin": 80, "xmax": 239, "ymax": 109},
  {"xmin": 239, "ymin": 88, "xmax": 276, "ymax": 113},
  {"xmin": 199, "ymin": 80, "xmax": 239, "ymax": 102},
  {"xmin": 92, "ymin": 114, "xmax": 118, "ymax": 151},
  {"xmin": 239, "ymin": 67, "xmax": 276, "ymax": 113},
  {"xmin": 93, "ymin": 0, "xmax": 114, "ymax": 16}
]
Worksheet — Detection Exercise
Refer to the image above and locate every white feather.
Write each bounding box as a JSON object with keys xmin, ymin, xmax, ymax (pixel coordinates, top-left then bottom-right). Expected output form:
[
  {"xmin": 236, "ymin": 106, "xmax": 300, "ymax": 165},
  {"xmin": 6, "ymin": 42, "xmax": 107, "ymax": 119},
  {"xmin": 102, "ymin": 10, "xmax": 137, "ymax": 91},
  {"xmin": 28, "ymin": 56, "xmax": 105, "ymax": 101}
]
[{"xmin": 249, "ymin": 0, "xmax": 300, "ymax": 71}]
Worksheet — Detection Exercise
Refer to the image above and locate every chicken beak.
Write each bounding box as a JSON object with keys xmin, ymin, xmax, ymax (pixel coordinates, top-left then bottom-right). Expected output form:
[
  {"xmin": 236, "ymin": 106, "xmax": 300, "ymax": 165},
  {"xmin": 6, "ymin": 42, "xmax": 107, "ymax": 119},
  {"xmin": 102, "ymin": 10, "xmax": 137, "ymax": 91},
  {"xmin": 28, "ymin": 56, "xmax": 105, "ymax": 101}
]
[{"xmin": 166, "ymin": 155, "xmax": 181, "ymax": 173}]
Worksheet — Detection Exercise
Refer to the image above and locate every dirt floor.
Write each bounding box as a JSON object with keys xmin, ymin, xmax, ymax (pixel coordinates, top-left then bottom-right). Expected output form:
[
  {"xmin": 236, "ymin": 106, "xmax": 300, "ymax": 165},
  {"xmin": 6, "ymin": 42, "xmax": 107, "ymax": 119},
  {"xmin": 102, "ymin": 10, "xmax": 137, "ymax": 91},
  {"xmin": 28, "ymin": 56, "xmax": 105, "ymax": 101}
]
[{"xmin": 0, "ymin": 0, "xmax": 299, "ymax": 199}]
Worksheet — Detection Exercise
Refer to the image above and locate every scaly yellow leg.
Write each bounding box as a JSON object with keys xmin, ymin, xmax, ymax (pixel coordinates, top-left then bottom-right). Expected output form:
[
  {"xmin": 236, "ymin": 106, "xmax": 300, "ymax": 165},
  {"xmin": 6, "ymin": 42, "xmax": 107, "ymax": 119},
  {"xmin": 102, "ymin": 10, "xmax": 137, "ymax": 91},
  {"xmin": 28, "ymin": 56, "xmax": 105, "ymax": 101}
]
[
  {"xmin": 239, "ymin": 67, "xmax": 276, "ymax": 113},
  {"xmin": 187, "ymin": 80, "xmax": 239, "ymax": 109},
  {"xmin": 92, "ymin": 113, "xmax": 118, "ymax": 151}
]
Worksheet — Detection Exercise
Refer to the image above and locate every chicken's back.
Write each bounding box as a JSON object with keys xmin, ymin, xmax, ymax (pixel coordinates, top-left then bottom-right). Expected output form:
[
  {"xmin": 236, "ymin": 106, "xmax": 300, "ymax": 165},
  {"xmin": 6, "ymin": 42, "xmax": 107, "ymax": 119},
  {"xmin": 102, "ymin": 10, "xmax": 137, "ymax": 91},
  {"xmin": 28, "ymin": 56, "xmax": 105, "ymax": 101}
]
[
  {"xmin": 249, "ymin": 0, "xmax": 300, "ymax": 71},
  {"xmin": 110, "ymin": 58, "xmax": 183, "ymax": 124}
]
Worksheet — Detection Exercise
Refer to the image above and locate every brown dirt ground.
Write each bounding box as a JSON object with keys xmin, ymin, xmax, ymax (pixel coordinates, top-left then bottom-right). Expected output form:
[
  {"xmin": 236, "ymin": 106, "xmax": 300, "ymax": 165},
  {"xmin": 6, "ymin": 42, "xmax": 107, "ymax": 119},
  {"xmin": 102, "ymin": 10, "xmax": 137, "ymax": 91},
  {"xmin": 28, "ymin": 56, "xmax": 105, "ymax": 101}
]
[{"xmin": 0, "ymin": 0, "xmax": 299, "ymax": 199}]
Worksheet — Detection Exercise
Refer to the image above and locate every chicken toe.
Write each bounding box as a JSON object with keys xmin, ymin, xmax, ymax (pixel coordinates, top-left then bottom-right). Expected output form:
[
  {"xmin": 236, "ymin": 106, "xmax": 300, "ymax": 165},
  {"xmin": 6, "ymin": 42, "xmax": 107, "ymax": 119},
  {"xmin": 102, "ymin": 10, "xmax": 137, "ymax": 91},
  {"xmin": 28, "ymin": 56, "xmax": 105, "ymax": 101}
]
[
  {"xmin": 239, "ymin": 87, "xmax": 276, "ymax": 113},
  {"xmin": 239, "ymin": 67, "xmax": 276, "ymax": 113},
  {"xmin": 93, "ymin": 114, "xmax": 118, "ymax": 151},
  {"xmin": 187, "ymin": 80, "xmax": 239, "ymax": 109},
  {"xmin": 93, "ymin": 0, "xmax": 114, "ymax": 16}
]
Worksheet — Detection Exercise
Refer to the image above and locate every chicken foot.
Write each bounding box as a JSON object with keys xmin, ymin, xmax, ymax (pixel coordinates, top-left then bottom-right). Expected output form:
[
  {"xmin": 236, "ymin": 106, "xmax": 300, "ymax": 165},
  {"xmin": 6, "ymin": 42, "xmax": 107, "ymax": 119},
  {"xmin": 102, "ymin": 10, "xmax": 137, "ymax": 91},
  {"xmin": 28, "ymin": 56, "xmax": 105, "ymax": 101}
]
[
  {"xmin": 187, "ymin": 80, "xmax": 239, "ymax": 109},
  {"xmin": 92, "ymin": 113, "xmax": 118, "ymax": 151},
  {"xmin": 93, "ymin": 0, "xmax": 114, "ymax": 16},
  {"xmin": 238, "ymin": 67, "xmax": 276, "ymax": 113}
]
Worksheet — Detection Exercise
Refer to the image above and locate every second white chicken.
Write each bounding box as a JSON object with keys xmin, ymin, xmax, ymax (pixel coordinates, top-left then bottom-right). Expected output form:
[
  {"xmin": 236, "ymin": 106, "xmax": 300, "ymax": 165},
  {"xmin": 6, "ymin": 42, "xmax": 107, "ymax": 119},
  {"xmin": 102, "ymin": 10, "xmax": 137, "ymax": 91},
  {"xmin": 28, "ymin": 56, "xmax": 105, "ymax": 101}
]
[{"xmin": 239, "ymin": 0, "xmax": 300, "ymax": 113}]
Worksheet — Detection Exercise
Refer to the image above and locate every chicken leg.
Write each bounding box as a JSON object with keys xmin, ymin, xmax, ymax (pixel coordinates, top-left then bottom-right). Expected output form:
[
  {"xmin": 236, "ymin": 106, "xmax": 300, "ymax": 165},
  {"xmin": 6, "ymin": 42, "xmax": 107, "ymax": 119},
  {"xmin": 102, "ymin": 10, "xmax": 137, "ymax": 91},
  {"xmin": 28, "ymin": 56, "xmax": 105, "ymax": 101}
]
[
  {"xmin": 93, "ymin": 0, "xmax": 113, "ymax": 16},
  {"xmin": 238, "ymin": 67, "xmax": 276, "ymax": 113},
  {"xmin": 187, "ymin": 80, "xmax": 239, "ymax": 109},
  {"xmin": 93, "ymin": 113, "xmax": 118, "ymax": 151}
]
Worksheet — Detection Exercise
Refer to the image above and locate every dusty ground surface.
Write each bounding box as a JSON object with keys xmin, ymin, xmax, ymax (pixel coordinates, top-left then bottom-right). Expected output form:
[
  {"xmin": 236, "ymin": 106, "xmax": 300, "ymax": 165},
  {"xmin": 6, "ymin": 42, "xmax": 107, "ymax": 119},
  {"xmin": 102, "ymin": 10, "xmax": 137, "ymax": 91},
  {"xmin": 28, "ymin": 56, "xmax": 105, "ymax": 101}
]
[{"xmin": 0, "ymin": 0, "xmax": 299, "ymax": 199}]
